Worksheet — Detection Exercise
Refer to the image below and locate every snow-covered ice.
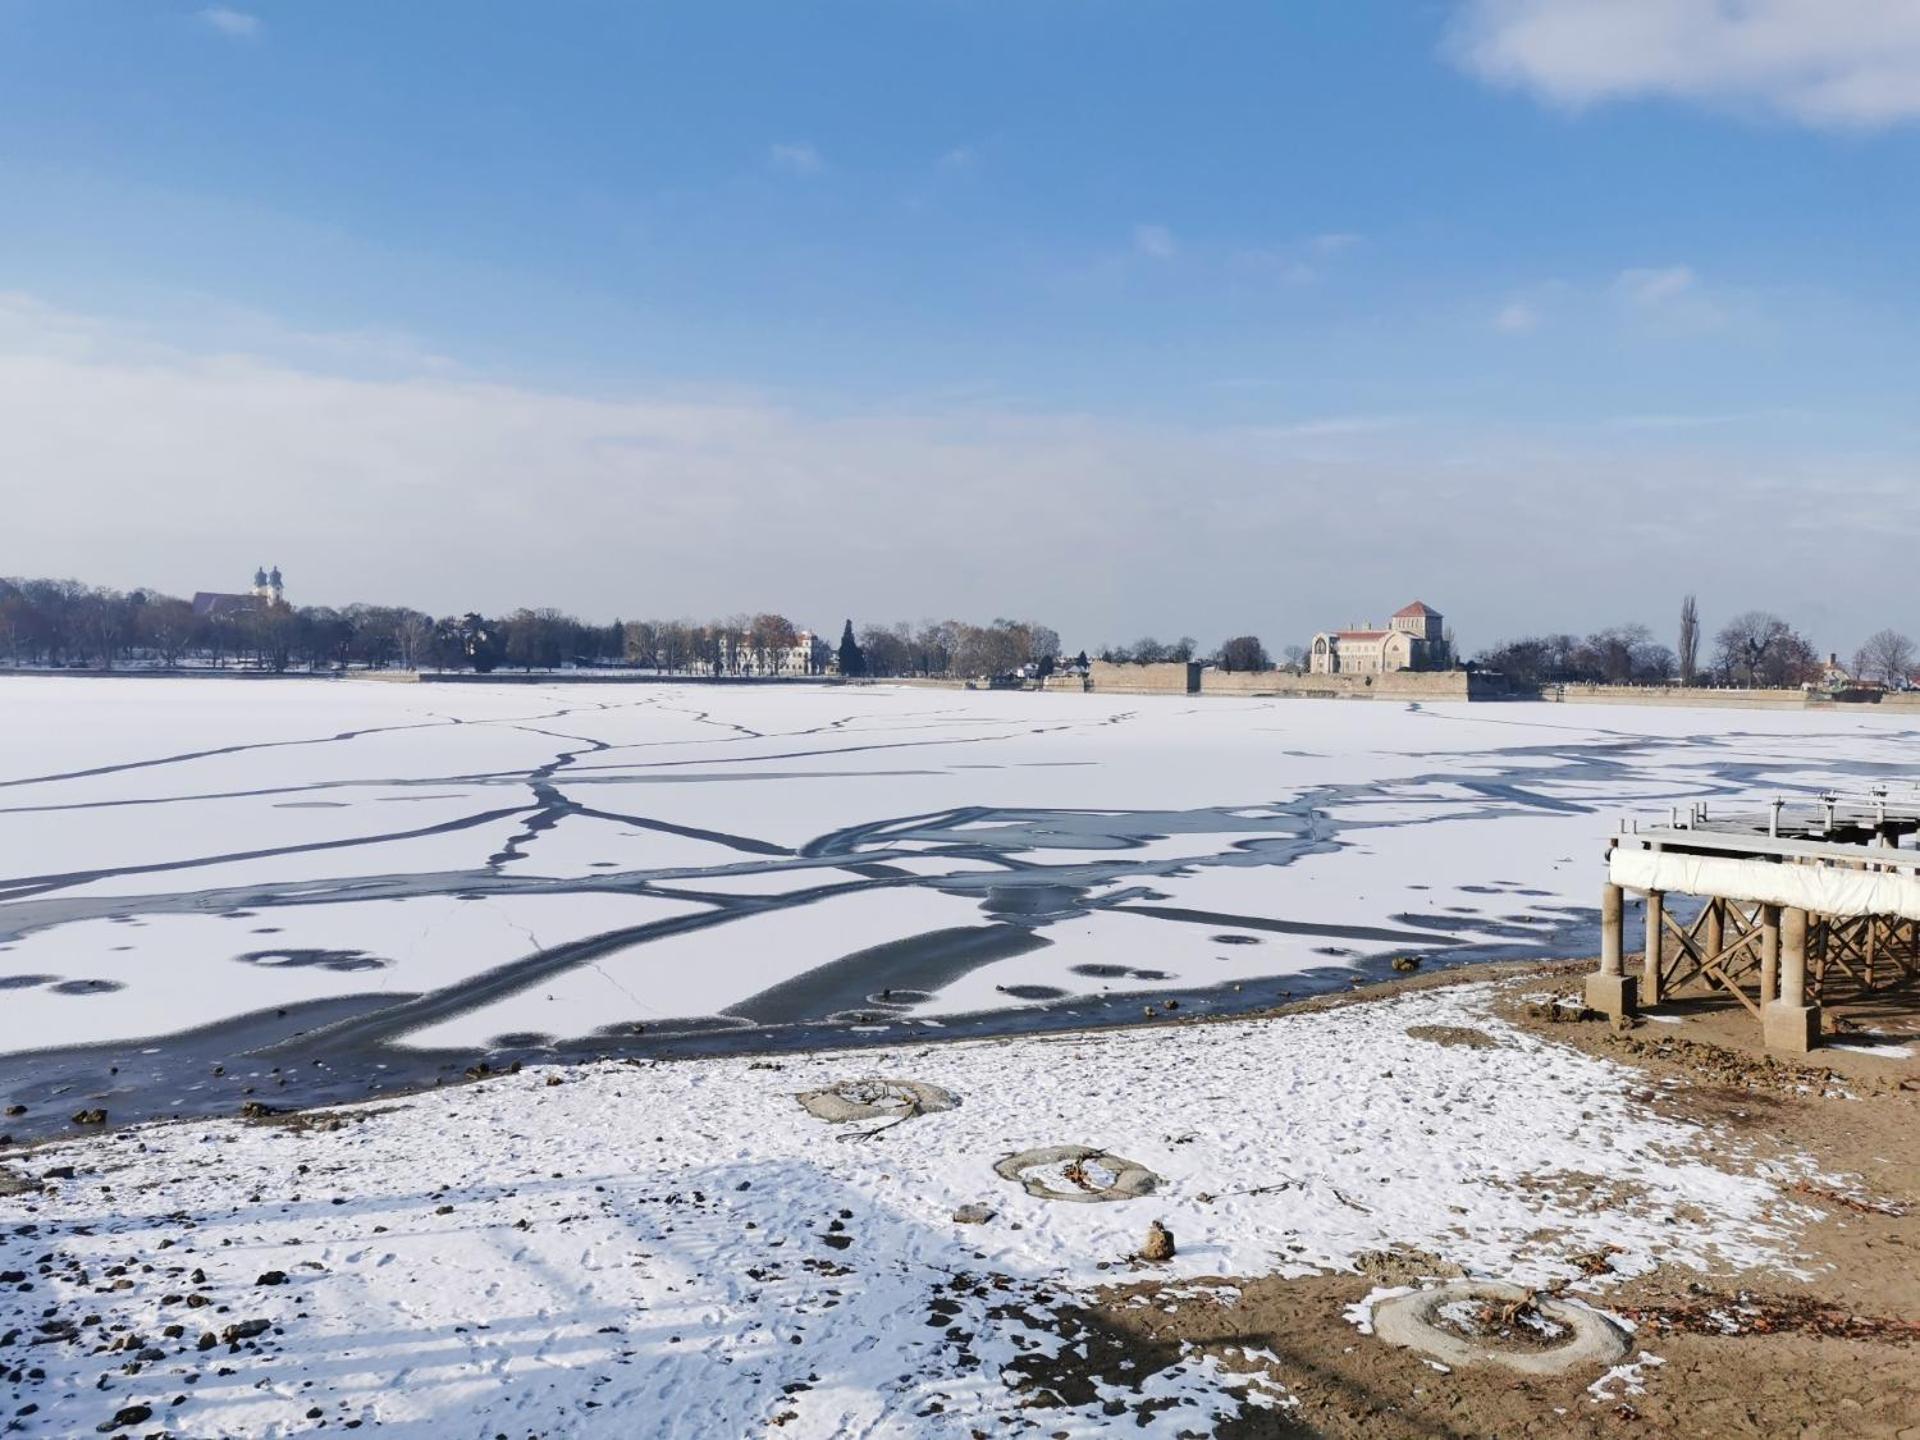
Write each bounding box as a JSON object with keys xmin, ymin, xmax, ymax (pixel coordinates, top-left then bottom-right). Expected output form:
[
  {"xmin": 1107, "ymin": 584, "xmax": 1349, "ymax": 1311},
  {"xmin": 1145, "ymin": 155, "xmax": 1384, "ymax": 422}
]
[{"xmin": 4, "ymin": 677, "xmax": 1919, "ymax": 1065}]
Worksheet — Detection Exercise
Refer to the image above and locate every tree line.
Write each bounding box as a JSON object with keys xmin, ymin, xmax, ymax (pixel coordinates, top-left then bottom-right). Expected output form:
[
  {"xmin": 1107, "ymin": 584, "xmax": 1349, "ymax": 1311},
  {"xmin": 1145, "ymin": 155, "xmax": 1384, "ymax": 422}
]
[
  {"xmin": 1476, "ymin": 598, "xmax": 1917, "ymax": 691},
  {"xmin": 827, "ymin": 618, "xmax": 1065, "ymax": 680},
  {"xmin": 0, "ymin": 575, "xmax": 1070, "ymax": 681},
  {"xmin": 6, "ymin": 572, "xmax": 1912, "ymax": 690}
]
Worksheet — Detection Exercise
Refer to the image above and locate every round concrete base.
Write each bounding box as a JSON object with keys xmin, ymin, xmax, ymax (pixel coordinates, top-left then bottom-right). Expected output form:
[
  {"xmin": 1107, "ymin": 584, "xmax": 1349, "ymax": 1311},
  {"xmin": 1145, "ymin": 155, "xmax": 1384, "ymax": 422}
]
[
  {"xmin": 1371, "ymin": 1281, "xmax": 1630, "ymax": 1375},
  {"xmin": 796, "ymin": 1078, "xmax": 958, "ymax": 1123},
  {"xmin": 993, "ymin": 1145, "xmax": 1161, "ymax": 1202}
]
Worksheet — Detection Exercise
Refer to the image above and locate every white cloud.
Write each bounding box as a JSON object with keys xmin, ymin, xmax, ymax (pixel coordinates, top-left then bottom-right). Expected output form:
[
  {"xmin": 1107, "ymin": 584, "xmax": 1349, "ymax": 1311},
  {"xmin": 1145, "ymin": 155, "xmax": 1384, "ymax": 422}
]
[
  {"xmin": 1133, "ymin": 223, "xmax": 1177, "ymax": 260},
  {"xmin": 1229, "ymin": 233, "xmax": 1361, "ymax": 288},
  {"xmin": 1448, "ymin": 0, "xmax": 1920, "ymax": 129},
  {"xmin": 938, "ymin": 144, "xmax": 979, "ymax": 170},
  {"xmin": 768, "ymin": 141, "xmax": 824, "ymax": 177},
  {"xmin": 1241, "ymin": 414, "xmax": 1420, "ymax": 440},
  {"xmin": 1494, "ymin": 300, "xmax": 1541, "ymax": 333},
  {"xmin": 1, "ymin": 293, "xmax": 1911, "ymax": 643},
  {"xmin": 1310, "ymin": 232, "xmax": 1362, "ymax": 256},
  {"xmin": 1614, "ymin": 264, "xmax": 1696, "ymax": 306},
  {"xmin": 198, "ymin": 7, "xmax": 262, "ymax": 39}
]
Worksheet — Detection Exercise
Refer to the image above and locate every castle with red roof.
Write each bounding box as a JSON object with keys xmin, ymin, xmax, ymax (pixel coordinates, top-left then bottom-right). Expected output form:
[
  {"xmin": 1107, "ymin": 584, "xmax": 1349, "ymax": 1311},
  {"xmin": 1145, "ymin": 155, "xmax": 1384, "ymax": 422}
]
[{"xmin": 1309, "ymin": 600, "xmax": 1448, "ymax": 675}]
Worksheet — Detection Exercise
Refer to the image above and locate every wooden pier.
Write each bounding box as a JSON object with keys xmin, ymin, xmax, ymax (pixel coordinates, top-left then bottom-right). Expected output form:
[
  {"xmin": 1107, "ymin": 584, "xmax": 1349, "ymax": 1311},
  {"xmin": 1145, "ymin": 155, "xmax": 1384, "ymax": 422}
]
[{"xmin": 1586, "ymin": 796, "xmax": 1920, "ymax": 1052}]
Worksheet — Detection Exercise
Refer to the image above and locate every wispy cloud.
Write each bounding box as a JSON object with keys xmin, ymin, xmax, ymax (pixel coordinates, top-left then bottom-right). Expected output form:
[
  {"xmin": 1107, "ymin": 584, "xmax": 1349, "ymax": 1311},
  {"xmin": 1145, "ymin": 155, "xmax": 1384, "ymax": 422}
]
[
  {"xmin": 1613, "ymin": 263, "xmax": 1733, "ymax": 332},
  {"xmin": 1132, "ymin": 223, "xmax": 1177, "ymax": 260},
  {"xmin": 768, "ymin": 141, "xmax": 824, "ymax": 177},
  {"xmin": 1309, "ymin": 232, "xmax": 1362, "ymax": 256},
  {"xmin": 198, "ymin": 6, "xmax": 262, "ymax": 39},
  {"xmin": 1493, "ymin": 299, "xmax": 1541, "ymax": 334},
  {"xmin": 1447, "ymin": 0, "xmax": 1920, "ymax": 130},
  {"xmin": 938, "ymin": 144, "xmax": 979, "ymax": 170},
  {"xmin": 1242, "ymin": 413, "xmax": 1421, "ymax": 440},
  {"xmin": 1231, "ymin": 232, "xmax": 1362, "ymax": 287},
  {"xmin": 1614, "ymin": 264, "xmax": 1696, "ymax": 307},
  {"xmin": 1608, "ymin": 409, "xmax": 1787, "ymax": 431}
]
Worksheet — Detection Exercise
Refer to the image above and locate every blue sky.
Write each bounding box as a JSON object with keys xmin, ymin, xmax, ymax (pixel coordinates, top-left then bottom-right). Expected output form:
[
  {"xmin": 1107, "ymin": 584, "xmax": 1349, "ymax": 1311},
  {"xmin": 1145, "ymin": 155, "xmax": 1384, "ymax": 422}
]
[{"xmin": 3, "ymin": 1, "xmax": 1919, "ymax": 652}]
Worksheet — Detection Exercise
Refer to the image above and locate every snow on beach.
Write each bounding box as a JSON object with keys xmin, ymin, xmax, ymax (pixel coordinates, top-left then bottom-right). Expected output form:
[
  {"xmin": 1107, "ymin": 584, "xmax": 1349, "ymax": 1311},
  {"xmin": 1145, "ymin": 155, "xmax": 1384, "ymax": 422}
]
[
  {"xmin": 3, "ymin": 677, "xmax": 1918, "ymax": 1063},
  {"xmin": 0, "ymin": 983, "xmax": 1820, "ymax": 1437}
]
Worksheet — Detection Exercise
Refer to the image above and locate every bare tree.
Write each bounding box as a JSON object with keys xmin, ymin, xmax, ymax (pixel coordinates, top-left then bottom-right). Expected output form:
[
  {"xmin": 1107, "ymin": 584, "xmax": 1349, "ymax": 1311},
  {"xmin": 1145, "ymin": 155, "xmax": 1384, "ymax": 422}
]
[
  {"xmin": 857, "ymin": 622, "xmax": 912, "ymax": 678},
  {"xmin": 1281, "ymin": 644, "xmax": 1309, "ymax": 673},
  {"xmin": 1714, "ymin": 611, "xmax": 1818, "ymax": 688},
  {"xmin": 137, "ymin": 596, "xmax": 197, "ymax": 668},
  {"xmin": 1217, "ymin": 635, "xmax": 1269, "ymax": 672},
  {"xmin": 397, "ymin": 612, "xmax": 433, "ymax": 671},
  {"xmin": 1677, "ymin": 594, "xmax": 1700, "ymax": 685},
  {"xmin": 0, "ymin": 587, "xmax": 32, "ymax": 666},
  {"xmin": 912, "ymin": 621, "xmax": 956, "ymax": 677},
  {"xmin": 1853, "ymin": 629, "xmax": 1916, "ymax": 688},
  {"xmin": 78, "ymin": 589, "xmax": 129, "ymax": 670},
  {"xmin": 746, "ymin": 613, "xmax": 799, "ymax": 673}
]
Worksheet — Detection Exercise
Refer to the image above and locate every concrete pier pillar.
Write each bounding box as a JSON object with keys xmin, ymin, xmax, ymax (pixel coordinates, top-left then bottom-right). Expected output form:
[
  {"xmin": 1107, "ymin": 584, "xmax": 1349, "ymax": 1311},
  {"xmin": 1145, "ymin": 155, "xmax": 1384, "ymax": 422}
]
[
  {"xmin": 1585, "ymin": 882, "xmax": 1636, "ymax": 1016},
  {"xmin": 1763, "ymin": 906, "xmax": 1820, "ymax": 1053},
  {"xmin": 1642, "ymin": 890, "xmax": 1664, "ymax": 1006},
  {"xmin": 1759, "ymin": 904, "xmax": 1780, "ymax": 1006},
  {"xmin": 1781, "ymin": 907, "xmax": 1807, "ymax": 1006}
]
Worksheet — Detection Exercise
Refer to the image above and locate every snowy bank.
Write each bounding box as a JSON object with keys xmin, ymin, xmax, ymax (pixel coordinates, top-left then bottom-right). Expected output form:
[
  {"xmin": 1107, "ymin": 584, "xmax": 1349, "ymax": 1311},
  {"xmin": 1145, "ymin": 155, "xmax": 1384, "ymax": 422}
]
[{"xmin": 0, "ymin": 983, "xmax": 1819, "ymax": 1437}]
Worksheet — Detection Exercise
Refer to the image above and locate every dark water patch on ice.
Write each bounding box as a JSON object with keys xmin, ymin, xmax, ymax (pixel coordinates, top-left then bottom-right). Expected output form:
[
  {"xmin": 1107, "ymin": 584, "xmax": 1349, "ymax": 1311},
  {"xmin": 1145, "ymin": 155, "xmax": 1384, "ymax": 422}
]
[
  {"xmin": 1114, "ymin": 905, "xmax": 1465, "ymax": 946},
  {"xmin": 237, "ymin": 949, "xmax": 390, "ymax": 974},
  {"xmin": 1212, "ymin": 934, "xmax": 1262, "ymax": 945},
  {"xmin": 1068, "ymin": 964, "xmax": 1169, "ymax": 980},
  {"xmin": 995, "ymin": 984, "xmax": 1067, "ymax": 1000},
  {"xmin": 974, "ymin": 883, "xmax": 1088, "ymax": 922},
  {"xmin": 0, "ymin": 973, "xmax": 58, "ymax": 989},
  {"xmin": 1389, "ymin": 912, "xmax": 1555, "ymax": 941},
  {"xmin": 48, "ymin": 979, "xmax": 123, "ymax": 995},
  {"xmin": 488, "ymin": 1031, "xmax": 554, "ymax": 1048},
  {"xmin": 593, "ymin": 1015, "xmax": 755, "ymax": 1039},
  {"xmin": 726, "ymin": 924, "xmax": 1048, "ymax": 1025}
]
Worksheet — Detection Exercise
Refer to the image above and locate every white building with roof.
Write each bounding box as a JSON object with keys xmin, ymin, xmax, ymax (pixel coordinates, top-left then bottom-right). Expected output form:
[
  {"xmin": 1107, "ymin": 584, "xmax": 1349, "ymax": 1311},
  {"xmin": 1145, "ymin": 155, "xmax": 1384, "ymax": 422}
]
[{"xmin": 1309, "ymin": 601, "xmax": 1447, "ymax": 675}]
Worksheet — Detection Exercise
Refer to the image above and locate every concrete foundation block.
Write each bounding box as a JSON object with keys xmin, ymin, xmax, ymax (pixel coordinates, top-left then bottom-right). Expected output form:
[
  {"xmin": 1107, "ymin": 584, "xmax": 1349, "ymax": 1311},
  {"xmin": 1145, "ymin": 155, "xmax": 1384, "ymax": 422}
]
[
  {"xmin": 1583, "ymin": 972, "xmax": 1637, "ymax": 1018},
  {"xmin": 1762, "ymin": 1002, "xmax": 1822, "ymax": 1054}
]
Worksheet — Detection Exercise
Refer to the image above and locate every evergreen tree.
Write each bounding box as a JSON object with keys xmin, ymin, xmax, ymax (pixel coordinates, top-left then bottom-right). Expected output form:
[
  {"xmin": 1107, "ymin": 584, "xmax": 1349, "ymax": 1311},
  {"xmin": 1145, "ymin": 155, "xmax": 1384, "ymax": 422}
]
[{"xmin": 837, "ymin": 619, "xmax": 866, "ymax": 677}]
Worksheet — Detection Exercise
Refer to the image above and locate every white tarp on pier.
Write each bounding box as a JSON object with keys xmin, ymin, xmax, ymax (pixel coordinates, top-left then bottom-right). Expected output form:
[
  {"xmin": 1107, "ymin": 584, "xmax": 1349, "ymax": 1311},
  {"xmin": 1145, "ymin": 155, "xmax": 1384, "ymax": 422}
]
[{"xmin": 1610, "ymin": 846, "xmax": 1920, "ymax": 922}]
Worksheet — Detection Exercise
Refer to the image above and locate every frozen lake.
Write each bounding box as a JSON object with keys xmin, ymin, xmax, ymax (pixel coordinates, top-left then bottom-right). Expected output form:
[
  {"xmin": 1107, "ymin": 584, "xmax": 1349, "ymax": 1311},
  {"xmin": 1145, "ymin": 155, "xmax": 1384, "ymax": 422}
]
[{"xmin": 2, "ymin": 677, "xmax": 1916, "ymax": 1126}]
